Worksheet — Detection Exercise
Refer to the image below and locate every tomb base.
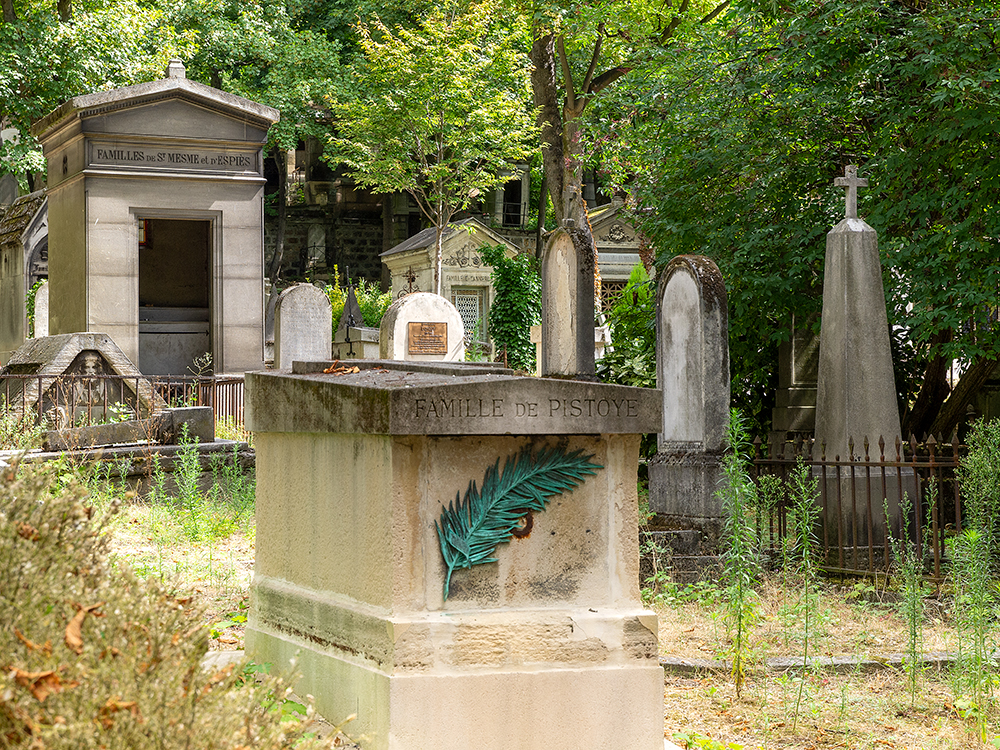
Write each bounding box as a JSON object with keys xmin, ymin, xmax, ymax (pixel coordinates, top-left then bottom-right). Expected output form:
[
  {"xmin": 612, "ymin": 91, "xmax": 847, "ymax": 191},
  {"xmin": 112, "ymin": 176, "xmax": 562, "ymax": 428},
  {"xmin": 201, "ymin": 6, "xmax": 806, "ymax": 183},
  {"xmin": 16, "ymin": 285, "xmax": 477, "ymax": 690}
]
[
  {"xmin": 248, "ymin": 580, "xmax": 662, "ymax": 750},
  {"xmin": 244, "ymin": 365, "xmax": 664, "ymax": 750},
  {"xmin": 647, "ymin": 448, "xmax": 725, "ymax": 545}
]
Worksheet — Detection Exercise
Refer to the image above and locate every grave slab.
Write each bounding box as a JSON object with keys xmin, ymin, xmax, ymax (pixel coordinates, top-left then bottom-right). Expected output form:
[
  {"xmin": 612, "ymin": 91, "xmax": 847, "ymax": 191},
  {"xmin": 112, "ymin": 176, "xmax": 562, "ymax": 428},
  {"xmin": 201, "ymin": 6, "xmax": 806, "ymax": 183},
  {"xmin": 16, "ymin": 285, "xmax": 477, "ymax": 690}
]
[{"xmin": 245, "ymin": 368, "xmax": 663, "ymax": 750}]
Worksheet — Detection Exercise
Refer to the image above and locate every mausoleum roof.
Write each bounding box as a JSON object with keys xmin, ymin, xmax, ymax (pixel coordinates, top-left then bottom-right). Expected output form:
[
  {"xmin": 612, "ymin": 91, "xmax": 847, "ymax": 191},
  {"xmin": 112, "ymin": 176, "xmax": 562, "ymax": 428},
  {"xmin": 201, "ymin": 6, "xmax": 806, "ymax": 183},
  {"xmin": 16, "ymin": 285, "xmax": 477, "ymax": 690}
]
[
  {"xmin": 381, "ymin": 217, "xmax": 512, "ymax": 258},
  {"xmin": 31, "ymin": 60, "xmax": 279, "ymax": 140},
  {"xmin": 0, "ymin": 190, "xmax": 46, "ymax": 250}
]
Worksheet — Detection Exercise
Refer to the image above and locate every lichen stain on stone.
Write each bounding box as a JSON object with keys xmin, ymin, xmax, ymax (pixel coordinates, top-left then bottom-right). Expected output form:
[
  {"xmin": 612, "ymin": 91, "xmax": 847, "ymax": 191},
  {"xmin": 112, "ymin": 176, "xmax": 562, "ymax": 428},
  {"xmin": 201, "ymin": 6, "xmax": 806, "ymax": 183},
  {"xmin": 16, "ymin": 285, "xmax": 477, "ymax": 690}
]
[
  {"xmin": 622, "ymin": 617, "xmax": 658, "ymax": 660},
  {"xmin": 393, "ymin": 624, "xmax": 435, "ymax": 672},
  {"xmin": 661, "ymin": 254, "xmax": 728, "ymax": 316},
  {"xmin": 447, "ymin": 622, "xmax": 609, "ymax": 667}
]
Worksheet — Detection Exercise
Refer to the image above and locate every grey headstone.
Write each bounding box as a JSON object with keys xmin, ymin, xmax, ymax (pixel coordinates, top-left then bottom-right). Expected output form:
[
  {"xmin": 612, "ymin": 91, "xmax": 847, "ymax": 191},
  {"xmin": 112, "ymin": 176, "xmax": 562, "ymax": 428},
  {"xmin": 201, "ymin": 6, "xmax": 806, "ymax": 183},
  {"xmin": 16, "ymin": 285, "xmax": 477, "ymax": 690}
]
[
  {"xmin": 0, "ymin": 174, "xmax": 17, "ymax": 206},
  {"xmin": 540, "ymin": 228, "xmax": 595, "ymax": 378},
  {"xmin": 274, "ymin": 283, "xmax": 332, "ymax": 369},
  {"xmin": 815, "ymin": 165, "xmax": 912, "ymax": 543},
  {"xmin": 33, "ymin": 280, "xmax": 48, "ymax": 338},
  {"xmin": 648, "ymin": 255, "xmax": 730, "ymax": 542}
]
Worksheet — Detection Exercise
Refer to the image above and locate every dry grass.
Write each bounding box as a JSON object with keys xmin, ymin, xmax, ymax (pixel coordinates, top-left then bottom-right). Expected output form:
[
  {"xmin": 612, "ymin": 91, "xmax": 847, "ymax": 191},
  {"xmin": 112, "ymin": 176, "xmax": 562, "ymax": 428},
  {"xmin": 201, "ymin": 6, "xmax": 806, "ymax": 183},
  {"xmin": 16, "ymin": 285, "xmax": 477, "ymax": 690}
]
[{"xmin": 658, "ymin": 576, "xmax": 996, "ymax": 749}]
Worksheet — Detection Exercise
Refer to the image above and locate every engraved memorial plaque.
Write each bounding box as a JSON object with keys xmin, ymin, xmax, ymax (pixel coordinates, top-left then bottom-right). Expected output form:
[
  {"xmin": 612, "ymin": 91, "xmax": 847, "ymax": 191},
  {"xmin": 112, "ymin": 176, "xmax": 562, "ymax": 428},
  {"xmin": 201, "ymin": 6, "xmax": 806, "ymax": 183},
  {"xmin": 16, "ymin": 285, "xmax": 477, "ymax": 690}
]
[{"xmin": 408, "ymin": 322, "xmax": 448, "ymax": 355}]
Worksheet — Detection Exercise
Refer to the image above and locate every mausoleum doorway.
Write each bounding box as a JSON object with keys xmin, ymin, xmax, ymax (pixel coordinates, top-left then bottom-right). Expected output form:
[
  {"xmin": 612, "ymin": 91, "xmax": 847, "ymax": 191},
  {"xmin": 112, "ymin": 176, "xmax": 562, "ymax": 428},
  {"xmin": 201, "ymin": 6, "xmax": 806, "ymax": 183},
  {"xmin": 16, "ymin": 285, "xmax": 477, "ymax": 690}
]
[{"xmin": 138, "ymin": 217, "xmax": 212, "ymax": 375}]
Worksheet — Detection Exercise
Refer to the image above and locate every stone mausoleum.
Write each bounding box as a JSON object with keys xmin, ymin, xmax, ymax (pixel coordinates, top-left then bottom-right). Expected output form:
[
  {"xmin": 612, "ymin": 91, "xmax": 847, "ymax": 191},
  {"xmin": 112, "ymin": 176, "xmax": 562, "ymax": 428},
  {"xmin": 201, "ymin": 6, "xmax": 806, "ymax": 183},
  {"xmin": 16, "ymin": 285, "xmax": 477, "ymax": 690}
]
[{"xmin": 30, "ymin": 60, "xmax": 278, "ymax": 375}]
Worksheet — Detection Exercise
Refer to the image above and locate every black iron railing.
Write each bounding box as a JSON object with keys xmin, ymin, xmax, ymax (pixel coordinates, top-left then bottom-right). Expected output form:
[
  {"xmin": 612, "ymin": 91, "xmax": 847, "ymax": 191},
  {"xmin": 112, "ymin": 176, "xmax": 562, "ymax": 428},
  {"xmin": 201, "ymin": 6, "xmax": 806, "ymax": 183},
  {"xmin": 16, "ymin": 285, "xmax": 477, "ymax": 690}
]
[{"xmin": 752, "ymin": 434, "xmax": 963, "ymax": 578}]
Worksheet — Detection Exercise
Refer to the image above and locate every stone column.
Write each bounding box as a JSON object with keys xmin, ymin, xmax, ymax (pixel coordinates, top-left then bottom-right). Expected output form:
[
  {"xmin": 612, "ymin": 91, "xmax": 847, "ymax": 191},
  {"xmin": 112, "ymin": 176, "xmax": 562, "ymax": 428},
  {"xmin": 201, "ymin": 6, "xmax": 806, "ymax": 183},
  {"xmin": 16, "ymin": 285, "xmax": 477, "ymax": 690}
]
[
  {"xmin": 540, "ymin": 228, "xmax": 595, "ymax": 378},
  {"xmin": 648, "ymin": 255, "xmax": 730, "ymax": 542}
]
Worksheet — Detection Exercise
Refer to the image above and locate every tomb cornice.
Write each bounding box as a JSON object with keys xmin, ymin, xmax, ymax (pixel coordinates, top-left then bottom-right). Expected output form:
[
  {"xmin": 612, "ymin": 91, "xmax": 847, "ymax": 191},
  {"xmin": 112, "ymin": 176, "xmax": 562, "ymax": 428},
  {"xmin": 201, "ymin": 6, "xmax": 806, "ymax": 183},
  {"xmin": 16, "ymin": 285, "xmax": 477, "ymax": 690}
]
[
  {"xmin": 80, "ymin": 167, "xmax": 267, "ymax": 185},
  {"xmin": 245, "ymin": 367, "xmax": 661, "ymax": 436},
  {"xmin": 32, "ymin": 80, "xmax": 279, "ymax": 142}
]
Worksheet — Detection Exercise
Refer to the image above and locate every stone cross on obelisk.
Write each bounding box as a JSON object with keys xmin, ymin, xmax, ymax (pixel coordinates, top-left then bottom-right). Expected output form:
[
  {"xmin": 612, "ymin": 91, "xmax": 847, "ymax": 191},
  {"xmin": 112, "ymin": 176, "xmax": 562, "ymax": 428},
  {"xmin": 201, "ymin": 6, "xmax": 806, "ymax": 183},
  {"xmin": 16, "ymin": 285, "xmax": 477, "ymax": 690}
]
[
  {"xmin": 834, "ymin": 164, "xmax": 868, "ymax": 220},
  {"xmin": 815, "ymin": 164, "xmax": 909, "ymax": 541}
]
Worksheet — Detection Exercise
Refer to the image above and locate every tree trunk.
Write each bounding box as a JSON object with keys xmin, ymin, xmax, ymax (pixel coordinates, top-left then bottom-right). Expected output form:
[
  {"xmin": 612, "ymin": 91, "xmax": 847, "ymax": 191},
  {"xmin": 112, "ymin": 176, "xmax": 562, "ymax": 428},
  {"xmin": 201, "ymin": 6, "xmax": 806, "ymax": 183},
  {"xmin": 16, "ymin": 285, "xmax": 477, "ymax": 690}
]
[
  {"xmin": 434, "ymin": 223, "xmax": 443, "ymax": 296},
  {"xmin": 534, "ymin": 167, "xmax": 547, "ymax": 258},
  {"xmin": 57, "ymin": 0, "xmax": 71, "ymax": 22},
  {"xmin": 1, "ymin": 0, "xmax": 14, "ymax": 23},
  {"xmin": 928, "ymin": 356, "xmax": 999, "ymax": 440},
  {"xmin": 381, "ymin": 193, "xmax": 394, "ymax": 292},
  {"xmin": 266, "ymin": 146, "xmax": 287, "ymax": 287},
  {"xmin": 901, "ymin": 329, "xmax": 952, "ymax": 439}
]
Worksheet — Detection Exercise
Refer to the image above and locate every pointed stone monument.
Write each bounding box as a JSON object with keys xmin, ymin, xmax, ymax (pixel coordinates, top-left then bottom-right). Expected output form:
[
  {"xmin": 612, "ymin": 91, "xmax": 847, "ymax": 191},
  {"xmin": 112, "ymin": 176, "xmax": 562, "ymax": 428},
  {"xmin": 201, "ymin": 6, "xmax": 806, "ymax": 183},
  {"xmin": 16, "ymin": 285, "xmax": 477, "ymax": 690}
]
[
  {"xmin": 815, "ymin": 165, "xmax": 911, "ymax": 546},
  {"xmin": 815, "ymin": 165, "xmax": 902, "ymax": 462}
]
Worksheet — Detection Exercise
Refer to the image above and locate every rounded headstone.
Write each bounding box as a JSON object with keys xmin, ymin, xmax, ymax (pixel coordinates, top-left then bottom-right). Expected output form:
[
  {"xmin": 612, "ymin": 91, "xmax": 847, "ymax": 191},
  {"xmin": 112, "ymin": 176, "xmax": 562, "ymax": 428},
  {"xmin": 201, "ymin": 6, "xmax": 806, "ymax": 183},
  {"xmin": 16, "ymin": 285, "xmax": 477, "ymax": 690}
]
[
  {"xmin": 379, "ymin": 292, "xmax": 465, "ymax": 361},
  {"xmin": 274, "ymin": 283, "xmax": 332, "ymax": 369}
]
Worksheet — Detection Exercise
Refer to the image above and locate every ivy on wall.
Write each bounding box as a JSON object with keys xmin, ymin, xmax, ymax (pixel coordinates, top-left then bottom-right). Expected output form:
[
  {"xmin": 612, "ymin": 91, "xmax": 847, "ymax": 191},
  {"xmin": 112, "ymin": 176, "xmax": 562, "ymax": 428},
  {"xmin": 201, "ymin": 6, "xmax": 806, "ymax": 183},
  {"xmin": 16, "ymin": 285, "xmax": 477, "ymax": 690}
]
[{"xmin": 479, "ymin": 245, "xmax": 540, "ymax": 373}]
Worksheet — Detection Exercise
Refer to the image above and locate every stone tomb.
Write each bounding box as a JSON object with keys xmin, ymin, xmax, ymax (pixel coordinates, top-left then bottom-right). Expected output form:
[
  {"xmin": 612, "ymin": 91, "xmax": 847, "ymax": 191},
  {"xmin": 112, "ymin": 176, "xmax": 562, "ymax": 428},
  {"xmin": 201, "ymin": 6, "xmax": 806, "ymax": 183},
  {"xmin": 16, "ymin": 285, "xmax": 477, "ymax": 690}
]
[
  {"xmin": 0, "ymin": 190, "xmax": 47, "ymax": 362},
  {"xmin": 245, "ymin": 363, "xmax": 664, "ymax": 750},
  {"xmin": 31, "ymin": 59, "xmax": 279, "ymax": 375},
  {"xmin": 0, "ymin": 332, "xmax": 166, "ymax": 426},
  {"xmin": 273, "ymin": 283, "xmax": 332, "ymax": 369},
  {"xmin": 379, "ymin": 292, "xmax": 465, "ymax": 361},
  {"xmin": 648, "ymin": 256, "xmax": 730, "ymax": 539},
  {"xmin": 380, "ymin": 217, "xmax": 517, "ymax": 346}
]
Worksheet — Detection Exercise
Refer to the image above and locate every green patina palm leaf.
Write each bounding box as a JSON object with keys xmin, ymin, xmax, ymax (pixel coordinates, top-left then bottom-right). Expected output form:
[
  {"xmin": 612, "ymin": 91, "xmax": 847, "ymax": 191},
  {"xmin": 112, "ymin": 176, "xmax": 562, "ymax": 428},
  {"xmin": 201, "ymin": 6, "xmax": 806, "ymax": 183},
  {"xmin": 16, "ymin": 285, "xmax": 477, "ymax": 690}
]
[{"xmin": 435, "ymin": 445, "xmax": 602, "ymax": 600}]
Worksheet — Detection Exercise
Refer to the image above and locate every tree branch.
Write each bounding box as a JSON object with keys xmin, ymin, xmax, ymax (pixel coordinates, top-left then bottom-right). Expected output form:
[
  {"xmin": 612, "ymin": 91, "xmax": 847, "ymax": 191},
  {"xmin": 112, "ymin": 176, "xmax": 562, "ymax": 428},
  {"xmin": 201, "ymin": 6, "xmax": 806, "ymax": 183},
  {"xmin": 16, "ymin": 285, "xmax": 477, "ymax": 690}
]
[
  {"xmin": 699, "ymin": 0, "xmax": 731, "ymax": 25},
  {"xmin": 590, "ymin": 66, "xmax": 633, "ymax": 96},
  {"xmin": 660, "ymin": 0, "xmax": 690, "ymax": 44},
  {"xmin": 928, "ymin": 356, "xmax": 999, "ymax": 440},
  {"xmin": 556, "ymin": 35, "xmax": 578, "ymax": 113}
]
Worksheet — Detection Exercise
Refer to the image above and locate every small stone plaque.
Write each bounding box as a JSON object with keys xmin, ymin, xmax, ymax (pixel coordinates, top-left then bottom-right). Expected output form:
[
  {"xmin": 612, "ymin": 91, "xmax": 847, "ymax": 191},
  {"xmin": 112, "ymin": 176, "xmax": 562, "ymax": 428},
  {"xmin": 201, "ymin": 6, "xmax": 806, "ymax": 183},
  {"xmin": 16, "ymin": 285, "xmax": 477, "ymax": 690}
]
[{"xmin": 408, "ymin": 322, "xmax": 448, "ymax": 355}]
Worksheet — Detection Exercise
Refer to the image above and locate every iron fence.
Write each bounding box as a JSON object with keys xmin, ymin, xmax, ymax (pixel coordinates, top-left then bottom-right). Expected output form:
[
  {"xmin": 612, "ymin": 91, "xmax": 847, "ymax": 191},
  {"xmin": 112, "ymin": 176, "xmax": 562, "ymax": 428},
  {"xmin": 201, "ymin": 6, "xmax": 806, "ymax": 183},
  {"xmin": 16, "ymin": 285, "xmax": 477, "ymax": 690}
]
[
  {"xmin": 752, "ymin": 434, "xmax": 963, "ymax": 578},
  {"xmin": 0, "ymin": 373, "xmax": 245, "ymax": 428}
]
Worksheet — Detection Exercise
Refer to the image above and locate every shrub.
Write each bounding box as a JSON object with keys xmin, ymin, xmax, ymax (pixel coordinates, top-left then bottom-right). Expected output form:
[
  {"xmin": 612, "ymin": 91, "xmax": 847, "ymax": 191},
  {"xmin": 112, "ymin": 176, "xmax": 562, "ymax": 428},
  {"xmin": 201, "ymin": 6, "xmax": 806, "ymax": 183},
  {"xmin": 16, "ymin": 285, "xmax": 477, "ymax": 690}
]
[
  {"xmin": 478, "ymin": 244, "xmax": 541, "ymax": 372},
  {"xmin": 0, "ymin": 464, "xmax": 337, "ymax": 749}
]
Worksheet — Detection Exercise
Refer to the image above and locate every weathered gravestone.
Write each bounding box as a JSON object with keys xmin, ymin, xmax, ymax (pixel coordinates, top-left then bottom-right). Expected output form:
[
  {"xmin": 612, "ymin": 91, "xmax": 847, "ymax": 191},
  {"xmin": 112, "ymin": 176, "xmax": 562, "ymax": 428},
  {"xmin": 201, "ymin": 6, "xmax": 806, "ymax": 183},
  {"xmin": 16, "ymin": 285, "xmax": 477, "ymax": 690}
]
[
  {"xmin": 33, "ymin": 280, "xmax": 49, "ymax": 338},
  {"xmin": 815, "ymin": 165, "xmax": 911, "ymax": 543},
  {"xmin": 540, "ymin": 228, "xmax": 595, "ymax": 378},
  {"xmin": 0, "ymin": 332, "xmax": 167, "ymax": 426},
  {"xmin": 244, "ymin": 363, "xmax": 664, "ymax": 750},
  {"xmin": 0, "ymin": 174, "xmax": 17, "ymax": 206},
  {"xmin": 274, "ymin": 284, "xmax": 332, "ymax": 369},
  {"xmin": 379, "ymin": 292, "xmax": 465, "ymax": 361},
  {"xmin": 647, "ymin": 256, "xmax": 730, "ymax": 540}
]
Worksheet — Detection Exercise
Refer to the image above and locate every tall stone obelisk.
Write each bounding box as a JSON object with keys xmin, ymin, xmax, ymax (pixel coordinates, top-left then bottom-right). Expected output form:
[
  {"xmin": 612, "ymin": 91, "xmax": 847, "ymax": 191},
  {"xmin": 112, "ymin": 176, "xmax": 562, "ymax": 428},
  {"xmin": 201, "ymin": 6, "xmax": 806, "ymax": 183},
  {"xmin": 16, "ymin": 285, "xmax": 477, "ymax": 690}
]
[{"xmin": 815, "ymin": 165, "xmax": 903, "ymax": 461}]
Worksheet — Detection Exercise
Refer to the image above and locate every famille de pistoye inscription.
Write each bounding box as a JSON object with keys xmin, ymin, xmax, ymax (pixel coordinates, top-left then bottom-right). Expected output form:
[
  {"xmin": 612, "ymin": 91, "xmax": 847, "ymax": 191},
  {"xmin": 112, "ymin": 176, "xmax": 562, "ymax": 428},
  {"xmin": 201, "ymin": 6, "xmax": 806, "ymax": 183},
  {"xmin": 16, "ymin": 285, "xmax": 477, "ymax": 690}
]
[
  {"xmin": 90, "ymin": 145, "xmax": 256, "ymax": 172},
  {"xmin": 413, "ymin": 395, "xmax": 641, "ymax": 420}
]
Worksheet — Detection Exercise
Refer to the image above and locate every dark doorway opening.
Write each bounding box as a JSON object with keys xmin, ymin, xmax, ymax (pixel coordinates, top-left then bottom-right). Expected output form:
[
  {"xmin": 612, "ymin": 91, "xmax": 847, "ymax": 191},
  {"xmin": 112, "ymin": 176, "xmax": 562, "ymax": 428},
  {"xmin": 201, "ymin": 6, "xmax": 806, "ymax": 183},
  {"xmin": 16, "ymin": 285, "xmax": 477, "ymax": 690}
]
[{"xmin": 138, "ymin": 218, "xmax": 212, "ymax": 376}]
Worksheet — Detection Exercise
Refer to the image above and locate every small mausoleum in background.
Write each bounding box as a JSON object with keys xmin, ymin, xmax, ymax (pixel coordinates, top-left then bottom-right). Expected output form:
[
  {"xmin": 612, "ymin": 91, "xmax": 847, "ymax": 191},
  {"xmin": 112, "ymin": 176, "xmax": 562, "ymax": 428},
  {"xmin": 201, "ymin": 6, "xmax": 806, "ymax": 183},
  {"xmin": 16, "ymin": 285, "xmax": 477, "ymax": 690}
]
[
  {"xmin": 381, "ymin": 217, "xmax": 517, "ymax": 346},
  {"xmin": 29, "ymin": 59, "xmax": 279, "ymax": 376},
  {"xmin": 589, "ymin": 201, "xmax": 644, "ymax": 304},
  {"xmin": 0, "ymin": 190, "xmax": 47, "ymax": 362}
]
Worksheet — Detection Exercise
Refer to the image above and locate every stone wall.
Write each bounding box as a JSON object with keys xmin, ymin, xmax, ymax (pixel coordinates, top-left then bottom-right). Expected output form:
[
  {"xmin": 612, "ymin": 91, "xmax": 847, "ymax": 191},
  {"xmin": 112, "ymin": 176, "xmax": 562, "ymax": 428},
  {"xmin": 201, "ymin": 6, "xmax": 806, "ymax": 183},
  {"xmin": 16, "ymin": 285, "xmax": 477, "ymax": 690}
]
[{"xmin": 264, "ymin": 206, "xmax": 384, "ymax": 284}]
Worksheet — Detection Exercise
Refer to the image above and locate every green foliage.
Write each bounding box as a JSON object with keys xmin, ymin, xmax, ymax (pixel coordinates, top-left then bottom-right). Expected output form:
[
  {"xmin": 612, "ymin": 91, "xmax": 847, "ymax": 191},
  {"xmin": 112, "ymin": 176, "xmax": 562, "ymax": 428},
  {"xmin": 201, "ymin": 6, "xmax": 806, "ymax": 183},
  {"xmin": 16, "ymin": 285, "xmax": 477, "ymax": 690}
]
[
  {"xmin": 717, "ymin": 409, "xmax": 760, "ymax": 697},
  {"xmin": 596, "ymin": 262, "xmax": 656, "ymax": 389},
  {"xmin": 887, "ymin": 490, "xmax": 932, "ymax": 709},
  {"xmin": 478, "ymin": 245, "xmax": 541, "ymax": 372},
  {"xmin": 784, "ymin": 459, "xmax": 820, "ymax": 730},
  {"xmin": 0, "ymin": 0, "xmax": 193, "ymax": 180},
  {"xmin": 597, "ymin": 0, "xmax": 1000, "ymax": 433},
  {"xmin": 0, "ymin": 464, "xmax": 334, "ymax": 749},
  {"xmin": 671, "ymin": 730, "xmax": 743, "ymax": 750},
  {"xmin": 323, "ymin": 269, "xmax": 392, "ymax": 335},
  {"xmin": 24, "ymin": 280, "xmax": 44, "ymax": 339},
  {"xmin": 952, "ymin": 418, "xmax": 1000, "ymax": 740},
  {"xmin": 436, "ymin": 445, "xmax": 602, "ymax": 600},
  {"xmin": 330, "ymin": 2, "xmax": 534, "ymax": 291}
]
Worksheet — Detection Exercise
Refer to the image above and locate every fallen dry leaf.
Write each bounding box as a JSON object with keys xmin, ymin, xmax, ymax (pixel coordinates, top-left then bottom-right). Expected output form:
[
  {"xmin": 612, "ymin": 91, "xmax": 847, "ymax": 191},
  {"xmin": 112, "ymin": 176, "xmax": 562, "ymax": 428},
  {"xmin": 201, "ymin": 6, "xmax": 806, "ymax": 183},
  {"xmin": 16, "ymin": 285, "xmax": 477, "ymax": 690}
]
[
  {"xmin": 97, "ymin": 697, "xmax": 141, "ymax": 729},
  {"xmin": 16, "ymin": 523, "xmax": 39, "ymax": 542},
  {"xmin": 13, "ymin": 668, "xmax": 78, "ymax": 702},
  {"xmin": 217, "ymin": 636, "xmax": 239, "ymax": 645},
  {"xmin": 14, "ymin": 629, "xmax": 52, "ymax": 657},
  {"xmin": 64, "ymin": 602, "xmax": 105, "ymax": 655}
]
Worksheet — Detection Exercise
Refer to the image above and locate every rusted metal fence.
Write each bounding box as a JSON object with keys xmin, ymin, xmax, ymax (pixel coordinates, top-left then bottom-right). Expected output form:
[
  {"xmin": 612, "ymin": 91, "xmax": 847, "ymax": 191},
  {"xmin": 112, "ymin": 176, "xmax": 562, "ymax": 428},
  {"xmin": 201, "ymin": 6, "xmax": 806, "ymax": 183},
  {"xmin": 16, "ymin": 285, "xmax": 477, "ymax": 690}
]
[
  {"xmin": 0, "ymin": 373, "xmax": 245, "ymax": 428},
  {"xmin": 752, "ymin": 435, "xmax": 963, "ymax": 578}
]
